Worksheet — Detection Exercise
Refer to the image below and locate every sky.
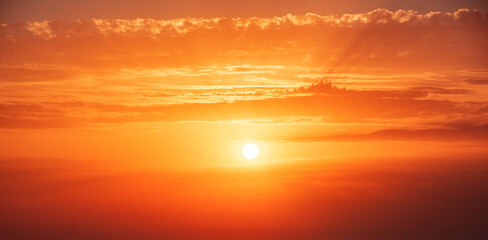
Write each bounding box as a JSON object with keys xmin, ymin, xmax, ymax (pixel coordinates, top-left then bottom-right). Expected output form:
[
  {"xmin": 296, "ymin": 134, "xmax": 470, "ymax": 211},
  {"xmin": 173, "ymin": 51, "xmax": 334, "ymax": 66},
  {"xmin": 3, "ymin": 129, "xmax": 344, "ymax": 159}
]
[
  {"xmin": 1, "ymin": 1, "xmax": 488, "ymax": 239},
  {"xmin": 1, "ymin": 0, "xmax": 488, "ymax": 22}
]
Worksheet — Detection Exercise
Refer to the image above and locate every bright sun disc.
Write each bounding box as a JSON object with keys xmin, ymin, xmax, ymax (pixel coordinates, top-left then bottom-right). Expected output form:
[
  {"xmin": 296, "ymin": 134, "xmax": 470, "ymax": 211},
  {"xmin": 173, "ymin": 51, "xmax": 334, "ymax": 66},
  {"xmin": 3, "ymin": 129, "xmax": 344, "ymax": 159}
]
[{"xmin": 242, "ymin": 144, "xmax": 259, "ymax": 160}]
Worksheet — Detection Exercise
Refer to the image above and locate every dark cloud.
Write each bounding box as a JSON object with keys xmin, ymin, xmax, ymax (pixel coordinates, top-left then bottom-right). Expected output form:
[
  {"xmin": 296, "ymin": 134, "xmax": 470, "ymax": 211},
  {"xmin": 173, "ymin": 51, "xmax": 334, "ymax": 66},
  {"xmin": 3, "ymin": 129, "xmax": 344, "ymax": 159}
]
[
  {"xmin": 409, "ymin": 87, "xmax": 471, "ymax": 95},
  {"xmin": 465, "ymin": 79, "xmax": 488, "ymax": 85},
  {"xmin": 290, "ymin": 123, "xmax": 488, "ymax": 142}
]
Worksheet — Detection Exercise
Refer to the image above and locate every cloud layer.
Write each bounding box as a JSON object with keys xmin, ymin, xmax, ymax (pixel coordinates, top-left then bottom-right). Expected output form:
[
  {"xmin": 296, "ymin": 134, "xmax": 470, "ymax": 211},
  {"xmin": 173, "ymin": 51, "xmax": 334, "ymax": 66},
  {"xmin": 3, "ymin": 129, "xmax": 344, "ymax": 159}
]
[
  {"xmin": 3, "ymin": 9, "xmax": 486, "ymax": 39},
  {"xmin": 0, "ymin": 9, "xmax": 487, "ymax": 142},
  {"xmin": 1, "ymin": 9, "xmax": 487, "ymax": 71}
]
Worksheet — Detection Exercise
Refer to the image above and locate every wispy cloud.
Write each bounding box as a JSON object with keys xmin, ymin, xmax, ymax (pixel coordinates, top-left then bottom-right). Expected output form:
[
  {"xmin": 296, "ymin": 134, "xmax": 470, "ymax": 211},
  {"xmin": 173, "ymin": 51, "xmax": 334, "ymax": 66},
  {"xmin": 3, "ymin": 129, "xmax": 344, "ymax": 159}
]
[
  {"xmin": 288, "ymin": 123, "xmax": 488, "ymax": 142},
  {"xmin": 1, "ymin": 81, "xmax": 484, "ymax": 130}
]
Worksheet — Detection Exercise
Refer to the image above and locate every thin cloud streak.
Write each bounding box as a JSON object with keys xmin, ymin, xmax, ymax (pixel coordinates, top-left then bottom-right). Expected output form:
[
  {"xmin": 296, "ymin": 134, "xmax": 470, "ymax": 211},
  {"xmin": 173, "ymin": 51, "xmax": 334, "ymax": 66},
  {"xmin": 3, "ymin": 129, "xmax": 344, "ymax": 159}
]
[{"xmin": 288, "ymin": 123, "xmax": 488, "ymax": 142}]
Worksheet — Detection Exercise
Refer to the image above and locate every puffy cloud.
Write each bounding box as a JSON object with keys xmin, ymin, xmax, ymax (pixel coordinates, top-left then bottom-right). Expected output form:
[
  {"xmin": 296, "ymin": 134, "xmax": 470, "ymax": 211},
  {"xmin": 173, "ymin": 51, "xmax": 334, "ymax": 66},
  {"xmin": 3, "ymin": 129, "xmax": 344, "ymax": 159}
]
[{"xmin": 25, "ymin": 20, "xmax": 54, "ymax": 39}]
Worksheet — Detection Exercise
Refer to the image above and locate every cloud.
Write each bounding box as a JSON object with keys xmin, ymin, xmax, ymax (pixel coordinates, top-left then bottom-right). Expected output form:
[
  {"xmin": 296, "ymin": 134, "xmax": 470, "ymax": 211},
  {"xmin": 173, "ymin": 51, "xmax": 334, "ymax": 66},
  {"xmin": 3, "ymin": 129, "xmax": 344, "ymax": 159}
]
[
  {"xmin": 2, "ymin": 9, "xmax": 484, "ymax": 40},
  {"xmin": 466, "ymin": 79, "xmax": 488, "ymax": 85},
  {"xmin": 1, "ymin": 9, "xmax": 487, "ymax": 71},
  {"xmin": 0, "ymin": 82, "xmax": 480, "ymax": 129},
  {"xmin": 408, "ymin": 87, "xmax": 471, "ymax": 95},
  {"xmin": 24, "ymin": 20, "xmax": 54, "ymax": 39},
  {"xmin": 0, "ymin": 10, "xmax": 486, "ymax": 129},
  {"xmin": 289, "ymin": 123, "xmax": 488, "ymax": 142}
]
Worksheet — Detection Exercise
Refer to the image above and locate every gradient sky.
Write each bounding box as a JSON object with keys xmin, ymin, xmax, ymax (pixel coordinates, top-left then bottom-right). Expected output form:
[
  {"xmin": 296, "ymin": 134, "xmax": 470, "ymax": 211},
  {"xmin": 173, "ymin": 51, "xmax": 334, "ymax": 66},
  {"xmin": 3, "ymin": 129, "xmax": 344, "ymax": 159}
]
[
  {"xmin": 1, "ymin": 1, "xmax": 488, "ymax": 239},
  {"xmin": 1, "ymin": 0, "xmax": 488, "ymax": 22}
]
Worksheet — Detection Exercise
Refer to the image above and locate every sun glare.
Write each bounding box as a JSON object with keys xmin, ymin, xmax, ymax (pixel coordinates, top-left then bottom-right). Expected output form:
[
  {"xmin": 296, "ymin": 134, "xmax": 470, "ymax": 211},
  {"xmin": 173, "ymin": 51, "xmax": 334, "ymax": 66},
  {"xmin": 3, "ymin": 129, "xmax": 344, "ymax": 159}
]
[{"xmin": 242, "ymin": 144, "xmax": 259, "ymax": 160}]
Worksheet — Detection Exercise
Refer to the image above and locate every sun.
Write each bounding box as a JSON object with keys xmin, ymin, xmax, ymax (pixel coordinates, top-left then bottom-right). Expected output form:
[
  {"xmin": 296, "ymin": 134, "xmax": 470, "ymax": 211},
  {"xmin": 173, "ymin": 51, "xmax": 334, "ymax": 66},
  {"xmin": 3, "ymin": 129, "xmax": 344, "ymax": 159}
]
[{"xmin": 242, "ymin": 144, "xmax": 259, "ymax": 160}]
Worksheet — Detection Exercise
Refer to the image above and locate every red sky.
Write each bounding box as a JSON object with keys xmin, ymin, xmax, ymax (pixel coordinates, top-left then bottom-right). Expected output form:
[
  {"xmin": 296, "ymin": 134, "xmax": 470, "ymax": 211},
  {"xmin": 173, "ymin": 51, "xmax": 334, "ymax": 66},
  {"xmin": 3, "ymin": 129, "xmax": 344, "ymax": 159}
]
[{"xmin": 1, "ymin": 1, "xmax": 488, "ymax": 239}]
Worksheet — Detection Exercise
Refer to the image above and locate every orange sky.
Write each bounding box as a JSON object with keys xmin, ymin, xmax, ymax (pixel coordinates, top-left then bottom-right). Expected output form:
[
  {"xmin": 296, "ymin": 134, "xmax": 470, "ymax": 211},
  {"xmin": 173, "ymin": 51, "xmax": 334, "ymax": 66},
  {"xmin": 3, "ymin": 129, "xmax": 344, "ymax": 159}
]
[
  {"xmin": 1, "ymin": 2, "xmax": 488, "ymax": 239},
  {"xmin": 2, "ymin": 0, "xmax": 488, "ymax": 22},
  {"xmin": 1, "ymin": 8, "xmax": 487, "ymax": 165}
]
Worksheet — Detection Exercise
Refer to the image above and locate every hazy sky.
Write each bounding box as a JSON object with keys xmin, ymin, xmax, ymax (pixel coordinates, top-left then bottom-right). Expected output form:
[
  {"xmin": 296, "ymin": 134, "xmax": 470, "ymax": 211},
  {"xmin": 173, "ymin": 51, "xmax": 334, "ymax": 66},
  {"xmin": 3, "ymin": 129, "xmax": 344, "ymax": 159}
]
[
  {"xmin": 1, "ymin": 2, "xmax": 488, "ymax": 239},
  {"xmin": 1, "ymin": 0, "xmax": 488, "ymax": 22}
]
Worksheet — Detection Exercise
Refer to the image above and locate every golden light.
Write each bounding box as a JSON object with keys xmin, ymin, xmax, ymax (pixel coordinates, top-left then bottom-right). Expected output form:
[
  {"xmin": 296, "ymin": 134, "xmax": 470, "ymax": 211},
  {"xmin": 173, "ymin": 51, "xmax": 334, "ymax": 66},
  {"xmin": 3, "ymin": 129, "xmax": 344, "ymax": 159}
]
[{"xmin": 242, "ymin": 143, "xmax": 259, "ymax": 160}]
